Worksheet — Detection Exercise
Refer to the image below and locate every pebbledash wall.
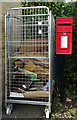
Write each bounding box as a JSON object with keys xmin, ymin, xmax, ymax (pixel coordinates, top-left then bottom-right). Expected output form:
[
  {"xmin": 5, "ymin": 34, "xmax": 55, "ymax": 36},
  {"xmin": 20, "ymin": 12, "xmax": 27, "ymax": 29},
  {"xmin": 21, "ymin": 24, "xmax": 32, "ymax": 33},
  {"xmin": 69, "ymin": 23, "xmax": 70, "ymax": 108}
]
[
  {"xmin": 0, "ymin": 0, "xmax": 76, "ymax": 102},
  {"xmin": 0, "ymin": 1, "xmax": 21, "ymax": 119},
  {"xmin": 65, "ymin": 0, "xmax": 77, "ymax": 2}
]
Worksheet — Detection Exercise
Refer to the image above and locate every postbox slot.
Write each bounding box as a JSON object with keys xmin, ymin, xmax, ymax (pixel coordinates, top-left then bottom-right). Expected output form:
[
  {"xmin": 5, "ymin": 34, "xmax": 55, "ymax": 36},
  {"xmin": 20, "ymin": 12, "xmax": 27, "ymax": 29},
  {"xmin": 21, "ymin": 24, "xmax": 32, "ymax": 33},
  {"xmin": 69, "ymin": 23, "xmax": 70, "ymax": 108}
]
[
  {"xmin": 58, "ymin": 23, "xmax": 71, "ymax": 26},
  {"xmin": 57, "ymin": 24, "xmax": 72, "ymax": 32}
]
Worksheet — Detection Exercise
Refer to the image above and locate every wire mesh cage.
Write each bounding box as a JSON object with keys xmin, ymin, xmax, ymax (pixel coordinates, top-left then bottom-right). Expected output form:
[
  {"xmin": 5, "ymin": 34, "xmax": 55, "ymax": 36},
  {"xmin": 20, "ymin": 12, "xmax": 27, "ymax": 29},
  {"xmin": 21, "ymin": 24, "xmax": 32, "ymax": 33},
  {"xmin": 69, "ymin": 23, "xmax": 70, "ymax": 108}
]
[{"xmin": 5, "ymin": 6, "xmax": 55, "ymax": 117}]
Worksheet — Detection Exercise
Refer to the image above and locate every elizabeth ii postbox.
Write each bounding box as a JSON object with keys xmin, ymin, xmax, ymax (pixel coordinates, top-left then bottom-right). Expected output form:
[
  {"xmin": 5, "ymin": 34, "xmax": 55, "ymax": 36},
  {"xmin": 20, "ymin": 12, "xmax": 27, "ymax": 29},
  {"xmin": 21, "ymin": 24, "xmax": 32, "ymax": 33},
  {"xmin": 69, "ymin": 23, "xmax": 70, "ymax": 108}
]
[{"xmin": 56, "ymin": 17, "xmax": 73, "ymax": 54}]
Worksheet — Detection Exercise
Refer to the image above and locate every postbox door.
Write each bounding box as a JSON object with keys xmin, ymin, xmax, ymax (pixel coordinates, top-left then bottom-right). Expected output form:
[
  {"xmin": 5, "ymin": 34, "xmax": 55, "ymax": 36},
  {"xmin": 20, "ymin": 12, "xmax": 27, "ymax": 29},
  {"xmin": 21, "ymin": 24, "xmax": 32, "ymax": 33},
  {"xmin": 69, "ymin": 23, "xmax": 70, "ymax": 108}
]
[{"xmin": 56, "ymin": 32, "xmax": 72, "ymax": 54}]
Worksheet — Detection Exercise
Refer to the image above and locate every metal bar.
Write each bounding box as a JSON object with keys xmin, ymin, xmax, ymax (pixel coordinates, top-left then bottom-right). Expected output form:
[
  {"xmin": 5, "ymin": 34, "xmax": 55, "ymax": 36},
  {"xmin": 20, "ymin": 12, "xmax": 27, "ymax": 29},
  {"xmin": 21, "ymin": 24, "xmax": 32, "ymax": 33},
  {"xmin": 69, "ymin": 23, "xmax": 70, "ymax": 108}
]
[
  {"xmin": 7, "ymin": 100, "xmax": 49, "ymax": 106},
  {"xmin": 24, "ymin": 20, "xmax": 48, "ymax": 24},
  {"xmin": 7, "ymin": 32, "xmax": 48, "ymax": 35},
  {"xmin": 8, "ymin": 6, "xmax": 49, "ymax": 11},
  {"xmin": 8, "ymin": 57, "xmax": 49, "ymax": 59},
  {"xmin": 7, "ymin": 71, "xmax": 49, "ymax": 74},
  {"xmin": 6, "ymin": 16, "xmax": 23, "ymax": 22},
  {"xmin": 5, "ymin": 14, "xmax": 8, "ymax": 104},
  {"xmin": 8, "ymin": 43, "xmax": 48, "ymax": 46},
  {"xmin": 16, "ymin": 24, "xmax": 48, "ymax": 27},
  {"xmin": 15, "ymin": 14, "xmax": 49, "ymax": 17},
  {"xmin": 48, "ymin": 11, "xmax": 52, "ymax": 113},
  {"xmin": 22, "ymin": 9, "xmax": 24, "ymax": 41},
  {"xmin": 8, "ymin": 41, "xmax": 48, "ymax": 43},
  {"xmin": 8, "ymin": 16, "xmax": 11, "ymax": 95}
]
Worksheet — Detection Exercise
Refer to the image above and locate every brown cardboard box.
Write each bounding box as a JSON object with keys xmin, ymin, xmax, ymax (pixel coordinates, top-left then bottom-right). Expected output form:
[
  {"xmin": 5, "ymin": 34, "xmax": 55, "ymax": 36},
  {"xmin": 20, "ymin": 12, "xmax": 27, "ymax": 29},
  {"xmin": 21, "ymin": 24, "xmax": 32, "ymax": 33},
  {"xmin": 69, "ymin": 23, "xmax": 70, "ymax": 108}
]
[
  {"xmin": 19, "ymin": 38, "xmax": 48, "ymax": 53},
  {"xmin": 24, "ymin": 61, "xmax": 36, "ymax": 72}
]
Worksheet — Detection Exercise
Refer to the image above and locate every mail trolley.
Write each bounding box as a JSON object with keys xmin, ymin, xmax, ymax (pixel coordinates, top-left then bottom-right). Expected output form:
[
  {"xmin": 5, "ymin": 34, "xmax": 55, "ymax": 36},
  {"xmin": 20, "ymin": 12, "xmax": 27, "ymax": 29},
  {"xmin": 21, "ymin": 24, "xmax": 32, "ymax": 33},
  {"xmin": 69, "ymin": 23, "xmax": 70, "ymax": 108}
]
[{"xmin": 5, "ymin": 6, "xmax": 55, "ymax": 118}]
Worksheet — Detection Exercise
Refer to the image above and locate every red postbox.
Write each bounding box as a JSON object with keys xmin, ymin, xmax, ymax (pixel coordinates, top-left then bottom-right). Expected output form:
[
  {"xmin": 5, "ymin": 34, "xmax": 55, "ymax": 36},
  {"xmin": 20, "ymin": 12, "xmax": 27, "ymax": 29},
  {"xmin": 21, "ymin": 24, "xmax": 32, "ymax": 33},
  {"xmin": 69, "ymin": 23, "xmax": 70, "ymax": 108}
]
[{"xmin": 56, "ymin": 17, "xmax": 73, "ymax": 54}]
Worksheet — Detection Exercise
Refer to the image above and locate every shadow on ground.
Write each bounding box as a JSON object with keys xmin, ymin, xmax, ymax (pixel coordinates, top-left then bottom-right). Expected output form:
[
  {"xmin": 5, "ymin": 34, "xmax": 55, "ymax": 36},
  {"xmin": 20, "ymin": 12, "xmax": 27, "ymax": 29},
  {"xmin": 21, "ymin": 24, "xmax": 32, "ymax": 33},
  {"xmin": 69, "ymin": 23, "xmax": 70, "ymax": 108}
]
[{"xmin": 2, "ymin": 104, "xmax": 45, "ymax": 119}]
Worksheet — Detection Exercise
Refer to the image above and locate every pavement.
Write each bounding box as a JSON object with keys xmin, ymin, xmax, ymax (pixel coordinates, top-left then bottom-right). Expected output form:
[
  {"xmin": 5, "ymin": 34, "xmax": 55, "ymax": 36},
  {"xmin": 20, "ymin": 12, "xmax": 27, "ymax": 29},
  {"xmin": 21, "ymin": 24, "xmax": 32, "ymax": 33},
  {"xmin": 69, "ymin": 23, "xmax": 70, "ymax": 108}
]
[{"xmin": 2, "ymin": 104, "xmax": 46, "ymax": 119}]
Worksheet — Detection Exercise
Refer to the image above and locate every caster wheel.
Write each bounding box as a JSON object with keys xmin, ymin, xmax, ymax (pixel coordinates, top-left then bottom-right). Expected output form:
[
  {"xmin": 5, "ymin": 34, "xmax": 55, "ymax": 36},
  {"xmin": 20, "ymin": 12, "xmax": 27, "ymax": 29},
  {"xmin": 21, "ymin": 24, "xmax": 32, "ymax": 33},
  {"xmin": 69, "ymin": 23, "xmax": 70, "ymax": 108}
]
[
  {"xmin": 6, "ymin": 108, "xmax": 12, "ymax": 115},
  {"xmin": 6, "ymin": 104, "xmax": 13, "ymax": 115},
  {"xmin": 45, "ymin": 107, "xmax": 50, "ymax": 118},
  {"xmin": 46, "ymin": 111, "xmax": 49, "ymax": 118}
]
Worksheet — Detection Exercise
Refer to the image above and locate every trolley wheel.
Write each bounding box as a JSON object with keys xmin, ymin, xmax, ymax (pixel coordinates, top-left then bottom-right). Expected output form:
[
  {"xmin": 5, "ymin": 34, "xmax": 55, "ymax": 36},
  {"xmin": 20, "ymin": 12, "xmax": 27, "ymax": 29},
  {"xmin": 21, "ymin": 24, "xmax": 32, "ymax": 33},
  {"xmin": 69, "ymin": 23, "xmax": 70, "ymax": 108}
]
[
  {"xmin": 45, "ymin": 107, "xmax": 50, "ymax": 118},
  {"xmin": 6, "ymin": 104, "xmax": 13, "ymax": 115},
  {"xmin": 46, "ymin": 111, "xmax": 50, "ymax": 118},
  {"xmin": 6, "ymin": 107, "xmax": 11, "ymax": 115}
]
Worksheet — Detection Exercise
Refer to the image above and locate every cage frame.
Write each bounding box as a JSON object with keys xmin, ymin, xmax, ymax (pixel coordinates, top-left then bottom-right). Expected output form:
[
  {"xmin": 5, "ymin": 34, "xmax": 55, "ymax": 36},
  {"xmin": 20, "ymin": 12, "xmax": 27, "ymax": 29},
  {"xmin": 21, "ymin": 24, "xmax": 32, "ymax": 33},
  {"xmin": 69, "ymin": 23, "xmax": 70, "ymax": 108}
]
[{"xmin": 5, "ymin": 6, "xmax": 54, "ymax": 117}]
